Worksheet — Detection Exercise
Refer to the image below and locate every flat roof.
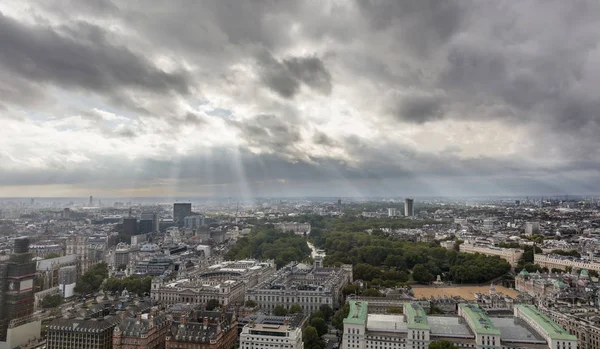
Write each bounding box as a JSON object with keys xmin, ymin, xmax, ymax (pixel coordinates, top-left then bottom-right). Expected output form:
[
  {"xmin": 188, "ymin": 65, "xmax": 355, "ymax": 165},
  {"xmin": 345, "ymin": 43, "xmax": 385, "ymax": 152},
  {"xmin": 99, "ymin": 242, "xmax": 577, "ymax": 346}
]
[
  {"xmin": 459, "ymin": 304, "xmax": 500, "ymax": 335},
  {"xmin": 515, "ymin": 305, "xmax": 577, "ymax": 341},
  {"xmin": 428, "ymin": 316, "xmax": 474, "ymax": 338},
  {"xmin": 490, "ymin": 317, "xmax": 546, "ymax": 344},
  {"xmin": 344, "ymin": 301, "xmax": 368, "ymax": 325},
  {"xmin": 367, "ymin": 314, "xmax": 407, "ymax": 332},
  {"xmin": 405, "ymin": 303, "xmax": 430, "ymax": 330}
]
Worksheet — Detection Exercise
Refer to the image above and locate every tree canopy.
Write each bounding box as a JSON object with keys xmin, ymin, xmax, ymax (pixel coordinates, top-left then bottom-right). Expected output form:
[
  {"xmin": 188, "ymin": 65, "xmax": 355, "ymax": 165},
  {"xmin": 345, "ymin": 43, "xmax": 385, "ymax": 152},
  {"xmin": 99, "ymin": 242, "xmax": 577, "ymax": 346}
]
[
  {"xmin": 429, "ymin": 340, "xmax": 459, "ymax": 349},
  {"xmin": 103, "ymin": 276, "xmax": 152, "ymax": 295},
  {"xmin": 74, "ymin": 263, "xmax": 108, "ymax": 295},
  {"xmin": 226, "ymin": 224, "xmax": 311, "ymax": 268},
  {"xmin": 41, "ymin": 294, "xmax": 62, "ymax": 308}
]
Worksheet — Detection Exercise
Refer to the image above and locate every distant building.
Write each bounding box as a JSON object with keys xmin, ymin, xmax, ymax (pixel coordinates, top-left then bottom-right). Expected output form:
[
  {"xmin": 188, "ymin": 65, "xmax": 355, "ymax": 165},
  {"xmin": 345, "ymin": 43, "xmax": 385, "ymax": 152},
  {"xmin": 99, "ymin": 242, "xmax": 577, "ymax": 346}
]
[
  {"xmin": 174, "ymin": 203, "xmax": 192, "ymax": 227},
  {"xmin": 404, "ymin": 198, "xmax": 414, "ymax": 217},
  {"xmin": 273, "ymin": 222, "xmax": 311, "ymax": 235},
  {"xmin": 483, "ymin": 218, "xmax": 496, "ymax": 231},
  {"xmin": 123, "ymin": 217, "xmax": 138, "ymax": 236},
  {"xmin": 525, "ymin": 222, "xmax": 541, "ymax": 236},
  {"xmin": 388, "ymin": 208, "xmax": 398, "ymax": 217},
  {"xmin": 114, "ymin": 245, "xmax": 130, "ymax": 268},
  {"xmin": 459, "ymin": 243, "xmax": 523, "ymax": 267},
  {"xmin": 140, "ymin": 212, "xmax": 160, "ymax": 233},
  {"xmin": 184, "ymin": 214, "xmax": 205, "ymax": 229},
  {"xmin": 138, "ymin": 219, "xmax": 153, "ymax": 234},
  {"xmin": 534, "ymin": 254, "xmax": 600, "ymax": 272}
]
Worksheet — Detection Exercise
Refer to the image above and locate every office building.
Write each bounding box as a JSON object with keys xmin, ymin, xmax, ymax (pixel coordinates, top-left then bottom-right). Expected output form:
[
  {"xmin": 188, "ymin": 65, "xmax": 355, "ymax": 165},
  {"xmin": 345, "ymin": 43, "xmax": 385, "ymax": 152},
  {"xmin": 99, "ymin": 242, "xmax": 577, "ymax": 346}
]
[
  {"xmin": 404, "ymin": 198, "xmax": 414, "ymax": 217},
  {"xmin": 245, "ymin": 260, "xmax": 353, "ymax": 312},
  {"xmin": 113, "ymin": 311, "xmax": 170, "ymax": 349},
  {"xmin": 174, "ymin": 203, "xmax": 192, "ymax": 227},
  {"xmin": 140, "ymin": 212, "xmax": 160, "ymax": 233},
  {"xmin": 47, "ymin": 316, "xmax": 121, "ymax": 349},
  {"xmin": 123, "ymin": 217, "xmax": 138, "ymax": 236},
  {"xmin": 525, "ymin": 222, "xmax": 541, "ymax": 236},
  {"xmin": 58, "ymin": 265, "xmax": 77, "ymax": 298},
  {"xmin": 240, "ymin": 322, "xmax": 303, "ymax": 349},
  {"xmin": 114, "ymin": 244, "xmax": 130, "ymax": 269},
  {"xmin": 342, "ymin": 301, "xmax": 574, "ymax": 349},
  {"xmin": 459, "ymin": 243, "xmax": 523, "ymax": 267},
  {"xmin": 166, "ymin": 310, "xmax": 238, "ymax": 349},
  {"xmin": 138, "ymin": 219, "xmax": 153, "ymax": 234},
  {"xmin": 152, "ymin": 278, "xmax": 245, "ymax": 306},
  {"xmin": 184, "ymin": 214, "xmax": 205, "ymax": 229},
  {"xmin": 0, "ymin": 238, "xmax": 41, "ymax": 349},
  {"xmin": 388, "ymin": 208, "xmax": 397, "ymax": 217}
]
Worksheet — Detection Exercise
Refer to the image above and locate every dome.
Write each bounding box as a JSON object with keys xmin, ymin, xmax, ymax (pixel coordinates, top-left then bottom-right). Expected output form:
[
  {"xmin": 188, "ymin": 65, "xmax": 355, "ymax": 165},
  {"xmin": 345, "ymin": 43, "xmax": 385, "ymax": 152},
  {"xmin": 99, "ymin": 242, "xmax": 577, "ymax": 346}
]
[{"xmin": 519, "ymin": 269, "xmax": 530, "ymax": 276}]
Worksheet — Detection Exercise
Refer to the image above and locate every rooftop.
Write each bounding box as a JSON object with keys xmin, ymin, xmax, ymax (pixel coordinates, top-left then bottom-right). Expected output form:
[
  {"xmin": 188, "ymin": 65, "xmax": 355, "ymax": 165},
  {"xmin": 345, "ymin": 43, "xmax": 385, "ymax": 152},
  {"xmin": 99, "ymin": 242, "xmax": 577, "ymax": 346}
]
[
  {"xmin": 405, "ymin": 303, "xmax": 430, "ymax": 330},
  {"xmin": 515, "ymin": 305, "xmax": 577, "ymax": 341},
  {"xmin": 459, "ymin": 304, "xmax": 500, "ymax": 335},
  {"xmin": 489, "ymin": 317, "xmax": 546, "ymax": 344},
  {"xmin": 344, "ymin": 301, "xmax": 368, "ymax": 325},
  {"xmin": 367, "ymin": 314, "xmax": 407, "ymax": 332},
  {"xmin": 428, "ymin": 316, "xmax": 473, "ymax": 338}
]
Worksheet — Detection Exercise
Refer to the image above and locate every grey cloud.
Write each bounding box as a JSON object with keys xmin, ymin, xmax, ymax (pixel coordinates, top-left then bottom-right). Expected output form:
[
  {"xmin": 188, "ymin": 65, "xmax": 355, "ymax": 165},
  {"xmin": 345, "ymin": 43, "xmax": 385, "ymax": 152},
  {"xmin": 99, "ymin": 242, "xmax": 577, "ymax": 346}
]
[
  {"xmin": 229, "ymin": 114, "xmax": 303, "ymax": 155},
  {"xmin": 313, "ymin": 131, "xmax": 336, "ymax": 147},
  {"xmin": 258, "ymin": 51, "xmax": 332, "ymax": 98},
  {"xmin": 391, "ymin": 90, "xmax": 447, "ymax": 124},
  {"xmin": 0, "ymin": 12, "xmax": 191, "ymax": 103}
]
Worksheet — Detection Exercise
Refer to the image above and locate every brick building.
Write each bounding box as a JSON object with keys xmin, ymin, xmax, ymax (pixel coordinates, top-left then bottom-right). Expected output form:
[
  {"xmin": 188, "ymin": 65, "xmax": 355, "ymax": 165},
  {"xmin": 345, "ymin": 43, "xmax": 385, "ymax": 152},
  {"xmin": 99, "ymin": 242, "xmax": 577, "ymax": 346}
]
[{"xmin": 166, "ymin": 310, "xmax": 237, "ymax": 349}]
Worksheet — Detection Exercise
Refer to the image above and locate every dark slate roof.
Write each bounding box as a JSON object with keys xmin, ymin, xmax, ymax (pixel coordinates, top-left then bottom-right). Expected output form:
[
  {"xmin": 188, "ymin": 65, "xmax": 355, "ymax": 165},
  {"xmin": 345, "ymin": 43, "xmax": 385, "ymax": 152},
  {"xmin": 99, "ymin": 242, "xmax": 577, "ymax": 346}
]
[
  {"xmin": 118, "ymin": 313, "xmax": 169, "ymax": 337},
  {"xmin": 47, "ymin": 315, "xmax": 121, "ymax": 333}
]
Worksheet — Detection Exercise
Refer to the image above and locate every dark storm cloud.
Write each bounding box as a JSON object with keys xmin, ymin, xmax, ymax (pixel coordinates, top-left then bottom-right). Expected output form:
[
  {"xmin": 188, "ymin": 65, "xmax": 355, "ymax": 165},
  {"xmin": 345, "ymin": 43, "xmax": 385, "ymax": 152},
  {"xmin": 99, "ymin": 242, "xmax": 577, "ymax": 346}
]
[
  {"xmin": 229, "ymin": 114, "xmax": 303, "ymax": 154},
  {"xmin": 257, "ymin": 51, "xmax": 332, "ymax": 98},
  {"xmin": 391, "ymin": 91, "xmax": 447, "ymax": 124},
  {"xmin": 0, "ymin": 12, "xmax": 190, "ymax": 104}
]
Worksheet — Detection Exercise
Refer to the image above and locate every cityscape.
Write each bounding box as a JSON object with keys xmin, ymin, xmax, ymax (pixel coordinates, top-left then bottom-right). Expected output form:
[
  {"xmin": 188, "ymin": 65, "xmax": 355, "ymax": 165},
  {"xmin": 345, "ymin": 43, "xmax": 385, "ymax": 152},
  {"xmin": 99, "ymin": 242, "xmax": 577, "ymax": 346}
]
[
  {"xmin": 0, "ymin": 196, "xmax": 600, "ymax": 349},
  {"xmin": 2, "ymin": 1, "xmax": 600, "ymax": 349}
]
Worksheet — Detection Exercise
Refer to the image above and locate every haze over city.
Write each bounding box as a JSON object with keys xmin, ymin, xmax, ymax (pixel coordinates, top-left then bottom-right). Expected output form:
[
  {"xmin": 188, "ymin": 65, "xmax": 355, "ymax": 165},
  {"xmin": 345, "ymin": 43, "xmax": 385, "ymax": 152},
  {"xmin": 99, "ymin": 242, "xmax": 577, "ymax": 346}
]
[{"xmin": 2, "ymin": 0, "xmax": 600, "ymax": 198}]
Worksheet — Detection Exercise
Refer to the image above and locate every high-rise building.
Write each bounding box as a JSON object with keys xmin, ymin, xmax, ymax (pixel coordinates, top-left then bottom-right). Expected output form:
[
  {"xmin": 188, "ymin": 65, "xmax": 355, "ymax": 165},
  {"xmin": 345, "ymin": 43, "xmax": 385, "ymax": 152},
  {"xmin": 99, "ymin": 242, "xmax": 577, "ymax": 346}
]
[
  {"xmin": 525, "ymin": 222, "xmax": 540, "ymax": 236},
  {"xmin": 138, "ymin": 220, "xmax": 153, "ymax": 234},
  {"xmin": 184, "ymin": 214, "xmax": 205, "ymax": 229},
  {"xmin": 173, "ymin": 203, "xmax": 192, "ymax": 227},
  {"xmin": 404, "ymin": 198, "xmax": 414, "ymax": 217},
  {"xmin": 388, "ymin": 208, "xmax": 397, "ymax": 217},
  {"xmin": 89, "ymin": 195, "xmax": 93, "ymax": 206},
  {"xmin": 140, "ymin": 212, "xmax": 159, "ymax": 233},
  {"xmin": 0, "ymin": 237, "xmax": 38, "ymax": 344},
  {"xmin": 123, "ymin": 217, "xmax": 138, "ymax": 236}
]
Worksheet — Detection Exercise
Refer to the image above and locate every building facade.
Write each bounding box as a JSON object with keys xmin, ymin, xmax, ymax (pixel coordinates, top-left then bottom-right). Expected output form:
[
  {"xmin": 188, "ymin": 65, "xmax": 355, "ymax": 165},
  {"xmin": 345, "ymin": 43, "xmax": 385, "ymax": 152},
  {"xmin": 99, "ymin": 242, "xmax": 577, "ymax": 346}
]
[
  {"xmin": 166, "ymin": 310, "xmax": 237, "ymax": 349},
  {"xmin": 113, "ymin": 311, "xmax": 170, "ymax": 349},
  {"xmin": 245, "ymin": 261, "xmax": 353, "ymax": 312},
  {"xmin": 173, "ymin": 203, "xmax": 192, "ymax": 227},
  {"xmin": 240, "ymin": 323, "xmax": 303, "ymax": 349},
  {"xmin": 404, "ymin": 199, "xmax": 414, "ymax": 217},
  {"xmin": 459, "ymin": 243, "xmax": 523, "ymax": 267},
  {"xmin": 47, "ymin": 316, "xmax": 121, "ymax": 349},
  {"xmin": 152, "ymin": 278, "xmax": 245, "ymax": 306},
  {"xmin": 273, "ymin": 223, "xmax": 311, "ymax": 236}
]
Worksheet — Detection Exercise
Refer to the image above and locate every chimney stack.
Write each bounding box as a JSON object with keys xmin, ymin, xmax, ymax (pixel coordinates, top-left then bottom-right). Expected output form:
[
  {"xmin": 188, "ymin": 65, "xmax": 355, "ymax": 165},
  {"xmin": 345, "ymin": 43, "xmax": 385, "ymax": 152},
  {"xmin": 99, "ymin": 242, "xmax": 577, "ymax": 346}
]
[{"xmin": 203, "ymin": 316, "xmax": 209, "ymax": 329}]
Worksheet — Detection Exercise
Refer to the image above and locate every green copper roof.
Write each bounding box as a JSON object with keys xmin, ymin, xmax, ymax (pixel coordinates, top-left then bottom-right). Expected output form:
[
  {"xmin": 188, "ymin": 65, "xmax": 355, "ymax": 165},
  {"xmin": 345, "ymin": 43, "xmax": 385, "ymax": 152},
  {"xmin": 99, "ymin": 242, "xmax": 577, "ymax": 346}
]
[
  {"xmin": 344, "ymin": 301, "xmax": 368, "ymax": 325},
  {"xmin": 405, "ymin": 303, "xmax": 430, "ymax": 330},
  {"xmin": 515, "ymin": 305, "xmax": 577, "ymax": 341},
  {"xmin": 459, "ymin": 304, "xmax": 500, "ymax": 335},
  {"xmin": 519, "ymin": 270, "xmax": 530, "ymax": 276},
  {"xmin": 581, "ymin": 269, "xmax": 589, "ymax": 276}
]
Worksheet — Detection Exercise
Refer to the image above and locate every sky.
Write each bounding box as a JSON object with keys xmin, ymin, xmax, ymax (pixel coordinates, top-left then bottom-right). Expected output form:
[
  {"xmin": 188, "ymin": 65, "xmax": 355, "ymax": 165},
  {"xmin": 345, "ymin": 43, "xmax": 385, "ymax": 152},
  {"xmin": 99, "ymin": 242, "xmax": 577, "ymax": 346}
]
[{"xmin": 1, "ymin": 0, "xmax": 600, "ymax": 198}]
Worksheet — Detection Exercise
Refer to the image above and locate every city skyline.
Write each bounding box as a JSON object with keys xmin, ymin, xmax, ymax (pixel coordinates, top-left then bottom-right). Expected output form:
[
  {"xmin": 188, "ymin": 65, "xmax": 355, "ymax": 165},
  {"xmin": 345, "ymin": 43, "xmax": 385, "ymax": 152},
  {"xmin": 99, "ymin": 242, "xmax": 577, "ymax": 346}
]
[{"xmin": 2, "ymin": 1, "xmax": 600, "ymax": 198}]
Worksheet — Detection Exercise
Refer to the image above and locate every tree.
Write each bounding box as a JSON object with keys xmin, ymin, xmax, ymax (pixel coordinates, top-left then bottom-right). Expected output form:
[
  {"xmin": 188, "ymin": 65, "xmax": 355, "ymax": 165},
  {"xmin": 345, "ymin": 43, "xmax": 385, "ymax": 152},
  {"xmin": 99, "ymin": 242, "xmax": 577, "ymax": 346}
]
[
  {"xmin": 303, "ymin": 326, "xmax": 325, "ymax": 349},
  {"xmin": 412, "ymin": 264, "xmax": 434, "ymax": 284},
  {"xmin": 44, "ymin": 253, "xmax": 62, "ymax": 259},
  {"xmin": 310, "ymin": 317, "xmax": 328, "ymax": 337},
  {"xmin": 206, "ymin": 299, "xmax": 220, "ymax": 311},
  {"xmin": 245, "ymin": 300, "xmax": 257, "ymax": 307},
  {"xmin": 362, "ymin": 288, "xmax": 382, "ymax": 297},
  {"xmin": 41, "ymin": 294, "xmax": 62, "ymax": 308},
  {"xmin": 273, "ymin": 305, "xmax": 288, "ymax": 316},
  {"xmin": 75, "ymin": 263, "xmax": 108, "ymax": 295},
  {"xmin": 332, "ymin": 303, "xmax": 350, "ymax": 330},
  {"xmin": 289, "ymin": 304, "xmax": 303, "ymax": 314},
  {"xmin": 319, "ymin": 304, "xmax": 334, "ymax": 322},
  {"xmin": 429, "ymin": 340, "xmax": 459, "ymax": 349}
]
